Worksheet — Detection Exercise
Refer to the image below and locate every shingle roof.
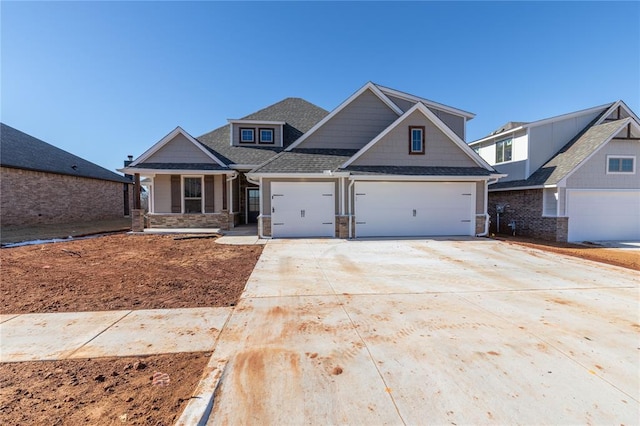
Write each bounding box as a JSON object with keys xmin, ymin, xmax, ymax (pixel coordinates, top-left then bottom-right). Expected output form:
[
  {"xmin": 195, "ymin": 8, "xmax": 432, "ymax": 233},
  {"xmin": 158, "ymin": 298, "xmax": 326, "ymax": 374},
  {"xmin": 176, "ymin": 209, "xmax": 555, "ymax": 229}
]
[
  {"xmin": 344, "ymin": 165, "xmax": 494, "ymax": 176},
  {"xmin": 488, "ymin": 121, "xmax": 528, "ymax": 136},
  {"xmin": 490, "ymin": 118, "xmax": 628, "ymax": 190},
  {"xmin": 0, "ymin": 123, "xmax": 130, "ymax": 183},
  {"xmin": 196, "ymin": 98, "xmax": 328, "ymax": 165},
  {"xmin": 251, "ymin": 149, "xmax": 358, "ymax": 173}
]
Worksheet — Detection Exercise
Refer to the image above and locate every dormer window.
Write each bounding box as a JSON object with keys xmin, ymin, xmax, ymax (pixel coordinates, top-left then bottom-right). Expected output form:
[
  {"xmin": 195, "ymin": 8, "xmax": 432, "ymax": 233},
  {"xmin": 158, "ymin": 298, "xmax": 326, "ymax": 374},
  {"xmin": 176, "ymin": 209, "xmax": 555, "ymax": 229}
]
[
  {"xmin": 496, "ymin": 138, "xmax": 512, "ymax": 163},
  {"xmin": 409, "ymin": 126, "xmax": 425, "ymax": 155},
  {"xmin": 240, "ymin": 128, "xmax": 255, "ymax": 144},
  {"xmin": 259, "ymin": 128, "xmax": 274, "ymax": 144}
]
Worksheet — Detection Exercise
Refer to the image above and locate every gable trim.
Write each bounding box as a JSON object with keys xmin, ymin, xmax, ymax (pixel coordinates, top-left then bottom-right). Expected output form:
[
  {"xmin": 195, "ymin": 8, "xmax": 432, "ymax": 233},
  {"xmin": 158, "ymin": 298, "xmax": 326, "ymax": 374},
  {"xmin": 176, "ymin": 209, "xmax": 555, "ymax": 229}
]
[
  {"xmin": 341, "ymin": 102, "xmax": 494, "ymax": 170},
  {"xmin": 375, "ymin": 84, "xmax": 476, "ymax": 119},
  {"xmin": 596, "ymin": 100, "xmax": 640, "ymax": 126},
  {"xmin": 558, "ymin": 117, "xmax": 638, "ymax": 186},
  {"xmin": 130, "ymin": 126, "xmax": 228, "ymax": 168},
  {"xmin": 285, "ymin": 82, "xmax": 403, "ymax": 151}
]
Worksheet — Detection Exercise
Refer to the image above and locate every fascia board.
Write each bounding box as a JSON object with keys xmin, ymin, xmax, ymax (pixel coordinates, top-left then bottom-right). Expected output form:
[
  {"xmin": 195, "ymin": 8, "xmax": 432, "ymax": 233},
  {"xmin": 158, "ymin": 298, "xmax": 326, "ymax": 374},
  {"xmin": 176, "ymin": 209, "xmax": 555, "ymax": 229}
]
[
  {"xmin": 120, "ymin": 168, "xmax": 236, "ymax": 176},
  {"xmin": 376, "ymin": 84, "xmax": 476, "ymax": 119},
  {"xmin": 596, "ymin": 100, "xmax": 640, "ymax": 125},
  {"xmin": 526, "ymin": 103, "xmax": 612, "ymax": 129},
  {"xmin": 348, "ymin": 175, "xmax": 498, "ymax": 182},
  {"xmin": 247, "ymin": 172, "xmax": 350, "ymax": 179},
  {"xmin": 285, "ymin": 82, "xmax": 402, "ymax": 151},
  {"xmin": 130, "ymin": 126, "xmax": 228, "ymax": 168},
  {"xmin": 488, "ymin": 185, "xmax": 545, "ymax": 192},
  {"xmin": 560, "ymin": 118, "xmax": 634, "ymax": 184},
  {"xmin": 469, "ymin": 127, "xmax": 526, "ymax": 145},
  {"xmin": 229, "ymin": 164, "xmax": 259, "ymax": 170},
  {"xmin": 227, "ymin": 120, "xmax": 286, "ymax": 125}
]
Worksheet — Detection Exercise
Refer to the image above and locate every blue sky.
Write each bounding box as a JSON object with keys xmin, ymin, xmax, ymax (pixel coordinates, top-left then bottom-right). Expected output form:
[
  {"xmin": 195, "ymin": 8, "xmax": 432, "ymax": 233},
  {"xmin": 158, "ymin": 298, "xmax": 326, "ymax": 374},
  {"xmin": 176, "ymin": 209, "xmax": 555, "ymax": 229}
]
[{"xmin": 2, "ymin": 1, "xmax": 639, "ymax": 174}]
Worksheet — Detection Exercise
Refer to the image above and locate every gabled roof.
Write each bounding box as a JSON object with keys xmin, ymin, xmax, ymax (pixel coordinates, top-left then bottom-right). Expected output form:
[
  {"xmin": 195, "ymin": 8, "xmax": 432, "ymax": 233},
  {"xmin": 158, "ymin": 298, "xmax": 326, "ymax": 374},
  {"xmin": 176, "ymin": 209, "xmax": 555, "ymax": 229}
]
[
  {"xmin": 197, "ymin": 98, "xmax": 328, "ymax": 166},
  {"xmin": 375, "ymin": 84, "xmax": 476, "ymax": 119},
  {"xmin": 469, "ymin": 102, "xmax": 614, "ymax": 146},
  {"xmin": 490, "ymin": 117, "xmax": 635, "ymax": 190},
  {"xmin": 0, "ymin": 123, "xmax": 130, "ymax": 183},
  {"xmin": 129, "ymin": 126, "xmax": 227, "ymax": 168},
  {"xmin": 341, "ymin": 102, "xmax": 494, "ymax": 171},
  {"xmin": 285, "ymin": 82, "xmax": 404, "ymax": 151},
  {"xmin": 343, "ymin": 165, "xmax": 493, "ymax": 176}
]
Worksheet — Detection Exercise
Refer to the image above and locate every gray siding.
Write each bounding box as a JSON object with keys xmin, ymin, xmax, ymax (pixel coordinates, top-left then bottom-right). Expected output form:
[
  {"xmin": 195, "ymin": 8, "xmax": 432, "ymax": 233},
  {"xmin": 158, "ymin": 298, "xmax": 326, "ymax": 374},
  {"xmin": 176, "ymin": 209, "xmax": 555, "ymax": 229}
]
[
  {"xmin": 297, "ymin": 89, "xmax": 398, "ymax": 150},
  {"xmin": 493, "ymin": 159, "xmax": 528, "ymax": 182},
  {"xmin": 385, "ymin": 94, "xmax": 416, "ymax": 113},
  {"xmin": 153, "ymin": 174, "xmax": 172, "ymax": 213},
  {"xmin": 427, "ymin": 107, "xmax": 465, "ymax": 140},
  {"xmin": 566, "ymin": 139, "xmax": 640, "ymax": 189},
  {"xmin": 231, "ymin": 124, "xmax": 282, "ymax": 147},
  {"xmin": 351, "ymin": 110, "xmax": 477, "ymax": 168},
  {"xmin": 146, "ymin": 134, "xmax": 214, "ymax": 163},
  {"xmin": 528, "ymin": 110, "xmax": 603, "ymax": 173}
]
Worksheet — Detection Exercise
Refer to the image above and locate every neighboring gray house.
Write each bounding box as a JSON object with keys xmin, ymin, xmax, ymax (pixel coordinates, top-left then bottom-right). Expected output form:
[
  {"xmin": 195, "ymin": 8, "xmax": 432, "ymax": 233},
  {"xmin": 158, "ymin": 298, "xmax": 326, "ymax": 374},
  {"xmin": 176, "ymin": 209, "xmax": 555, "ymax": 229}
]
[
  {"xmin": 122, "ymin": 82, "xmax": 501, "ymax": 238},
  {"xmin": 469, "ymin": 101, "xmax": 640, "ymax": 242},
  {"xmin": 0, "ymin": 123, "xmax": 132, "ymax": 227}
]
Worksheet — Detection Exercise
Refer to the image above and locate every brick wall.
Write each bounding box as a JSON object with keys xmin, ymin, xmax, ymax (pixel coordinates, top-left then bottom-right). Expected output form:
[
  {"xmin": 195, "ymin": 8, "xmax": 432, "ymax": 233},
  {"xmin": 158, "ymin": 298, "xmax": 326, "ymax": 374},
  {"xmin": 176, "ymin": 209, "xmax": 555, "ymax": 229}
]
[
  {"xmin": 0, "ymin": 167, "xmax": 127, "ymax": 227},
  {"xmin": 488, "ymin": 189, "xmax": 568, "ymax": 241},
  {"xmin": 148, "ymin": 212, "xmax": 231, "ymax": 230}
]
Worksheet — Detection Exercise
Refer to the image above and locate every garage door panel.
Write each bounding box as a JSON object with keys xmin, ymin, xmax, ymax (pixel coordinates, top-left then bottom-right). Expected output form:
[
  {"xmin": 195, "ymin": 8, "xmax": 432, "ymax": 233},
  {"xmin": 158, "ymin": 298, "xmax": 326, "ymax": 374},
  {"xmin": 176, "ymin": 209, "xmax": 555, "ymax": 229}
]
[
  {"xmin": 355, "ymin": 182, "xmax": 475, "ymax": 238},
  {"xmin": 567, "ymin": 190, "xmax": 640, "ymax": 242},
  {"xmin": 271, "ymin": 182, "xmax": 335, "ymax": 238}
]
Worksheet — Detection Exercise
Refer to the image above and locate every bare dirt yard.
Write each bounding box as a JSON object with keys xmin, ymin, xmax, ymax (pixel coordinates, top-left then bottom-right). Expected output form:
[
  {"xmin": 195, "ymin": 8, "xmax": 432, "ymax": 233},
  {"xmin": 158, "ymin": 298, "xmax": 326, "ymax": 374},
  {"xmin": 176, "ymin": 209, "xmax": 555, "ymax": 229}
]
[
  {"xmin": 493, "ymin": 235, "xmax": 639, "ymax": 271},
  {"xmin": 0, "ymin": 233, "xmax": 262, "ymax": 425}
]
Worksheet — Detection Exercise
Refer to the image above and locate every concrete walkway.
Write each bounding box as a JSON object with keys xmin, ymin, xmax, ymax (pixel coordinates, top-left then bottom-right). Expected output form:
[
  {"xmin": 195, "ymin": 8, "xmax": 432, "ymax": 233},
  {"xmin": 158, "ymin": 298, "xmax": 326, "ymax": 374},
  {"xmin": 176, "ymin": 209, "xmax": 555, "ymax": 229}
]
[{"xmin": 0, "ymin": 307, "xmax": 232, "ymax": 362}]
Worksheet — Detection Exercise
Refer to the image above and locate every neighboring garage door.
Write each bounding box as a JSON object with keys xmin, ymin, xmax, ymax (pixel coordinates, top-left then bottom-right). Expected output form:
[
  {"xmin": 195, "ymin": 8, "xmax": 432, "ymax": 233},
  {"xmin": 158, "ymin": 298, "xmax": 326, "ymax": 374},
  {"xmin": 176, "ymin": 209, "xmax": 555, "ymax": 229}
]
[
  {"xmin": 567, "ymin": 190, "xmax": 640, "ymax": 242},
  {"xmin": 355, "ymin": 181, "xmax": 475, "ymax": 238},
  {"xmin": 271, "ymin": 182, "xmax": 335, "ymax": 238}
]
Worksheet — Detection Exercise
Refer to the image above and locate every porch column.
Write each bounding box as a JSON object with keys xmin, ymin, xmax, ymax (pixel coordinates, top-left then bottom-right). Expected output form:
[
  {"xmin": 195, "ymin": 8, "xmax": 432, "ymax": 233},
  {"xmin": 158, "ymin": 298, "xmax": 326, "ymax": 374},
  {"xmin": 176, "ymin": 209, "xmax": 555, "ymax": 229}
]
[
  {"xmin": 134, "ymin": 173, "xmax": 141, "ymax": 210},
  {"xmin": 222, "ymin": 174, "xmax": 228, "ymax": 211}
]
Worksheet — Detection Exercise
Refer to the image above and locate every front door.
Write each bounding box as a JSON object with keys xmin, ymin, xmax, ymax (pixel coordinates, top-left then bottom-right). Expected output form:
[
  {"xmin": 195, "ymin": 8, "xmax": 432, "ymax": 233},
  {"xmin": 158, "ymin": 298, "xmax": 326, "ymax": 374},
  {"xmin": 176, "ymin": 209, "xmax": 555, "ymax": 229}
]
[{"xmin": 246, "ymin": 188, "xmax": 260, "ymax": 224}]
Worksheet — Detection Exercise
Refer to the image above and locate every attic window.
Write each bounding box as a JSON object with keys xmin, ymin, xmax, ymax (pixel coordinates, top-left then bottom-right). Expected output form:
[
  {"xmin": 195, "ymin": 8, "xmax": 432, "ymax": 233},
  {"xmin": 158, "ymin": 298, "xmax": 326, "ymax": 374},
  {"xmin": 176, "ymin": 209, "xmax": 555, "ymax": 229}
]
[
  {"xmin": 240, "ymin": 128, "xmax": 255, "ymax": 143},
  {"xmin": 259, "ymin": 128, "xmax": 274, "ymax": 144},
  {"xmin": 607, "ymin": 156, "xmax": 635, "ymax": 174},
  {"xmin": 496, "ymin": 138, "xmax": 513, "ymax": 163},
  {"xmin": 409, "ymin": 126, "xmax": 425, "ymax": 155}
]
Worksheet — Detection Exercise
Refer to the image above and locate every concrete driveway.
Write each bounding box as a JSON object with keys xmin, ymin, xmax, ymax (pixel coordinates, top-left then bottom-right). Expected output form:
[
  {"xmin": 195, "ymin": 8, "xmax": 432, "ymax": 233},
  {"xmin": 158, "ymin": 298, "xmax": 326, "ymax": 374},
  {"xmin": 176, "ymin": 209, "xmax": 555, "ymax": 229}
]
[{"xmin": 205, "ymin": 238, "xmax": 639, "ymax": 425}]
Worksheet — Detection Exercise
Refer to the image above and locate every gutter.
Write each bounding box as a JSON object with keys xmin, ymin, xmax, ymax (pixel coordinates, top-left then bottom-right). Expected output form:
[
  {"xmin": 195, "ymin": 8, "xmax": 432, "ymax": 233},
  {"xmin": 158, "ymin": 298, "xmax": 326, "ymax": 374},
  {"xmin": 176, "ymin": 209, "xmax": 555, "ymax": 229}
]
[{"xmin": 477, "ymin": 177, "xmax": 501, "ymax": 237}]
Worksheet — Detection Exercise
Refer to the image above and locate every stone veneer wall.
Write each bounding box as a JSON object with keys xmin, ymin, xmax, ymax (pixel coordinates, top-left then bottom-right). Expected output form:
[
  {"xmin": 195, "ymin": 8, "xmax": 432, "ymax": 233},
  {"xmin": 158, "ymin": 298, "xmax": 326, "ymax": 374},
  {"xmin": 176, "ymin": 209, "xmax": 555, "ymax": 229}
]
[
  {"xmin": 260, "ymin": 216, "xmax": 272, "ymax": 237},
  {"xmin": 148, "ymin": 212, "xmax": 231, "ymax": 230},
  {"xmin": 0, "ymin": 166, "xmax": 127, "ymax": 227},
  {"xmin": 475, "ymin": 214, "xmax": 487, "ymax": 236},
  {"xmin": 488, "ymin": 189, "xmax": 568, "ymax": 242}
]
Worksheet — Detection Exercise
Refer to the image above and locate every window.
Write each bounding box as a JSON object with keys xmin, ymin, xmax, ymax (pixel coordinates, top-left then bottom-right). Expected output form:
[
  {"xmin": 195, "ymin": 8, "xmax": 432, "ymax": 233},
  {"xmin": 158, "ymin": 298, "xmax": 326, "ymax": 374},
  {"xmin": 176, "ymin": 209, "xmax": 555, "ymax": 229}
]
[
  {"xmin": 184, "ymin": 177, "xmax": 202, "ymax": 213},
  {"xmin": 409, "ymin": 126, "xmax": 425, "ymax": 154},
  {"xmin": 240, "ymin": 128, "xmax": 255, "ymax": 143},
  {"xmin": 259, "ymin": 128, "xmax": 274, "ymax": 144},
  {"xmin": 496, "ymin": 138, "xmax": 513, "ymax": 163},
  {"xmin": 607, "ymin": 156, "xmax": 635, "ymax": 174}
]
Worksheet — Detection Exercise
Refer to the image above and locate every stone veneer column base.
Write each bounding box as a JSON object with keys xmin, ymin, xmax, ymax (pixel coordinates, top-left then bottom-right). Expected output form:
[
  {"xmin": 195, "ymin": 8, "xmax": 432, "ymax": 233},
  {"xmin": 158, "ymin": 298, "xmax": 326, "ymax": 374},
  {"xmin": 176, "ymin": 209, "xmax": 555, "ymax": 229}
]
[
  {"xmin": 336, "ymin": 216, "xmax": 349, "ymax": 239},
  {"xmin": 131, "ymin": 209, "xmax": 145, "ymax": 232},
  {"xmin": 475, "ymin": 214, "xmax": 487, "ymax": 236},
  {"xmin": 260, "ymin": 216, "xmax": 272, "ymax": 237}
]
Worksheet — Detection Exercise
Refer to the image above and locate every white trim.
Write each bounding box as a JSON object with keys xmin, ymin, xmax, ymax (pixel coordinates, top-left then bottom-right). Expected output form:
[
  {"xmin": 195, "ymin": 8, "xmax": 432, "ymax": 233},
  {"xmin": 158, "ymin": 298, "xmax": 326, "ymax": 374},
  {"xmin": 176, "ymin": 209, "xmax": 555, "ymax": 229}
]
[
  {"xmin": 130, "ymin": 126, "xmax": 227, "ymax": 168},
  {"xmin": 348, "ymin": 174, "xmax": 501, "ymax": 182},
  {"xmin": 375, "ymin": 84, "xmax": 476, "ymax": 119},
  {"xmin": 248, "ymin": 172, "xmax": 350, "ymax": 179},
  {"xmin": 341, "ymin": 102, "xmax": 494, "ymax": 170},
  {"xmin": 488, "ymin": 185, "xmax": 545, "ymax": 192},
  {"xmin": 285, "ymin": 82, "xmax": 403, "ymax": 151},
  {"xmin": 120, "ymin": 168, "xmax": 234, "ymax": 176},
  {"xmin": 245, "ymin": 186, "xmax": 260, "ymax": 225},
  {"xmin": 227, "ymin": 120, "xmax": 286, "ymax": 125},
  {"xmin": 595, "ymin": 100, "xmax": 640, "ymax": 125},
  {"xmin": 229, "ymin": 164, "xmax": 259, "ymax": 170},
  {"xmin": 182, "ymin": 175, "xmax": 204, "ymax": 214},
  {"xmin": 606, "ymin": 155, "xmax": 636, "ymax": 174}
]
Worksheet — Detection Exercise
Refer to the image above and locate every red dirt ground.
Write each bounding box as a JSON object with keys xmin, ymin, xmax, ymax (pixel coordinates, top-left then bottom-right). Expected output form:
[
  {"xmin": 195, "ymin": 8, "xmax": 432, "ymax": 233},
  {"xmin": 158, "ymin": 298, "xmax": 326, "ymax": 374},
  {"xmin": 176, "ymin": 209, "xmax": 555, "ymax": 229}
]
[{"xmin": 0, "ymin": 233, "xmax": 262, "ymax": 425}]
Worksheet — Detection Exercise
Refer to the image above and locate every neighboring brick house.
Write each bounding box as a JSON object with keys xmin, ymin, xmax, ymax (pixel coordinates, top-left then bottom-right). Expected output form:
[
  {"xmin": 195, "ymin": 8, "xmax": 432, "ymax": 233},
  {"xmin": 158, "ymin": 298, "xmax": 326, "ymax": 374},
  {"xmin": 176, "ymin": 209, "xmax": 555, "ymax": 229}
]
[
  {"xmin": 0, "ymin": 123, "xmax": 132, "ymax": 227},
  {"xmin": 122, "ymin": 82, "xmax": 501, "ymax": 238},
  {"xmin": 469, "ymin": 101, "xmax": 640, "ymax": 242}
]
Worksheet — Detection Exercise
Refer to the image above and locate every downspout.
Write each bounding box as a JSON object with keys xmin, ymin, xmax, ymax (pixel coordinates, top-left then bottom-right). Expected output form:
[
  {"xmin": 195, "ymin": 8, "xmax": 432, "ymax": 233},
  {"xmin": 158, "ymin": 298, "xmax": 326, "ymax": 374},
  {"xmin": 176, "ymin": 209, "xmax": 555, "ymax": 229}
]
[
  {"xmin": 477, "ymin": 177, "xmax": 500, "ymax": 237},
  {"xmin": 226, "ymin": 173, "xmax": 238, "ymax": 213},
  {"xmin": 348, "ymin": 179, "xmax": 356, "ymax": 239},
  {"xmin": 245, "ymin": 175, "xmax": 269, "ymax": 240}
]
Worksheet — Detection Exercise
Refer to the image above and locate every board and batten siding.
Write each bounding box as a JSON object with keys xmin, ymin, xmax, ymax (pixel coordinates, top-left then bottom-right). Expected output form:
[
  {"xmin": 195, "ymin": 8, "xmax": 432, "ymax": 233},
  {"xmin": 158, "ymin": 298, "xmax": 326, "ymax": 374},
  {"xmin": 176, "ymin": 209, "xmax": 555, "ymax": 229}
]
[
  {"xmin": 350, "ymin": 110, "xmax": 477, "ymax": 168},
  {"xmin": 566, "ymin": 138, "xmax": 640, "ymax": 189},
  {"xmin": 145, "ymin": 133, "xmax": 214, "ymax": 163},
  {"xmin": 297, "ymin": 89, "xmax": 398, "ymax": 150},
  {"xmin": 231, "ymin": 124, "xmax": 282, "ymax": 147}
]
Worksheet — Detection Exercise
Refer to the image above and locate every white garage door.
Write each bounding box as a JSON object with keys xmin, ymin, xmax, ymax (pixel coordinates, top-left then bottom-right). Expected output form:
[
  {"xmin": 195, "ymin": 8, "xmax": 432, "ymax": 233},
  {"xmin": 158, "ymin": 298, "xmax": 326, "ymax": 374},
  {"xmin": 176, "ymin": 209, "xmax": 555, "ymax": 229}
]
[
  {"xmin": 271, "ymin": 182, "xmax": 335, "ymax": 238},
  {"xmin": 567, "ymin": 190, "xmax": 640, "ymax": 242},
  {"xmin": 355, "ymin": 182, "xmax": 475, "ymax": 238}
]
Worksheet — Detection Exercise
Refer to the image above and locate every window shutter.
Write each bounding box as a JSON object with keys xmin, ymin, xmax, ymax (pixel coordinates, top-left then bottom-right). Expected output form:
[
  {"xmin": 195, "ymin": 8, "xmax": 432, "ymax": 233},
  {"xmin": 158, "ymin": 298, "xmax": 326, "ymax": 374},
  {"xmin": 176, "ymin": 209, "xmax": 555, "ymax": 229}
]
[
  {"xmin": 204, "ymin": 175, "xmax": 215, "ymax": 213},
  {"xmin": 171, "ymin": 175, "xmax": 181, "ymax": 213}
]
